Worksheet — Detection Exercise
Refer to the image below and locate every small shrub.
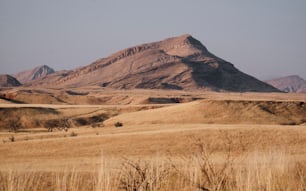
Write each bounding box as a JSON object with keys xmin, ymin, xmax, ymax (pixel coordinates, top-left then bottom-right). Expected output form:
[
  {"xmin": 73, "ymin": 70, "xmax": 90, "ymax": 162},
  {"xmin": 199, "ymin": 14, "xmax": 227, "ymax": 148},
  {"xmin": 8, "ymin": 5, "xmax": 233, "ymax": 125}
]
[
  {"xmin": 119, "ymin": 158, "xmax": 171, "ymax": 191},
  {"xmin": 45, "ymin": 118, "xmax": 73, "ymax": 132},
  {"xmin": 9, "ymin": 135, "xmax": 15, "ymax": 142},
  {"xmin": 114, "ymin": 122, "xmax": 123, "ymax": 127},
  {"xmin": 173, "ymin": 138, "xmax": 235, "ymax": 191},
  {"xmin": 75, "ymin": 118, "xmax": 88, "ymax": 126},
  {"xmin": 7, "ymin": 116, "xmax": 23, "ymax": 132},
  {"xmin": 70, "ymin": 131, "xmax": 78, "ymax": 137}
]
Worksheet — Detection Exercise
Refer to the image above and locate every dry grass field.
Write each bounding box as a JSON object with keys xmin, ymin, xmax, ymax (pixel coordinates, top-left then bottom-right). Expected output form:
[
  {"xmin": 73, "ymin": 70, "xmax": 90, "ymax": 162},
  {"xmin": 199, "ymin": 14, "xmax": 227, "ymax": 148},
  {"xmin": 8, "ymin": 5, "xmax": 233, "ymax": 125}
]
[{"xmin": 0, "ymin": 89, "xmax": 305, "ymax": 191}]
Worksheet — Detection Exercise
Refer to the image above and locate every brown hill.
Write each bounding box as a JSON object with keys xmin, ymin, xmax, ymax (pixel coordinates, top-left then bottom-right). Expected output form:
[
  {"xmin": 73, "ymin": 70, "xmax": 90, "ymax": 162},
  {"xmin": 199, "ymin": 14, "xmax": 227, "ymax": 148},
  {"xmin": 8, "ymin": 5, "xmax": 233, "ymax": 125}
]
[
  {"xmin": 29, "ymin": 70, "xmax": 72, "ymax": 87},
  {"xmin": 105, "ymin": 99, "xmax": 306, "ymax": 126},
  {"xmin": 37, "ymin": 34, "xmax": 279, "ymax": 92},
  {"xmin": 14, "ymin": 65, "xmax": 55, "ymax": 84},
  {"xmin": 0, "ymin": 74, "xmax": 22, "ymax": 87},
  {"xmin": 266, "ymin": 75, "xmax": 306, "ymax": 93}
]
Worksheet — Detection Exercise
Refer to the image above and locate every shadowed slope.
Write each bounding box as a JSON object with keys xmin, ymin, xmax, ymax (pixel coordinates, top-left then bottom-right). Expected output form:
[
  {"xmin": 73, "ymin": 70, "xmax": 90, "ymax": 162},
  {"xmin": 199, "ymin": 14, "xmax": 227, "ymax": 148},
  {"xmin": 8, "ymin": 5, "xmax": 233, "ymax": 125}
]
[
  {"xmin": 0, "ymin": 74, "xmax": 21, "ymax": 87},
  {"xmin": 14, "ymin": 65, "xmax": 55, "ymax": 84}
]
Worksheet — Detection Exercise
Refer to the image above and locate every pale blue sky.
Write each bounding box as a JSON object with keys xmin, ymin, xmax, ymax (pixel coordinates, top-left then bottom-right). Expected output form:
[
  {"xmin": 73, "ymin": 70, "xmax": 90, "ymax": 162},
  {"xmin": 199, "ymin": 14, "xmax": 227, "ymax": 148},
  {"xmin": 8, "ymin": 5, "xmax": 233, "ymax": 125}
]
[{"xmin": 1, "ymin": 0, "xmax": 306, "ymax": 80}]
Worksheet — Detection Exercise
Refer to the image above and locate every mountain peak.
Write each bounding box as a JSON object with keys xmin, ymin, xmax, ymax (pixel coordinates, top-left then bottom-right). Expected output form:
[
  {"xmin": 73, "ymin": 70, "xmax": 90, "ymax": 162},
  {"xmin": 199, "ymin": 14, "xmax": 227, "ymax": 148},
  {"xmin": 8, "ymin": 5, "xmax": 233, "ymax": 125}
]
[
  {"xmin": 33, "ymin": 35, "xmax": 279, "ymax": 92},
  {"xmin": 177, "ymin": 33, "xmax": 193, "ymax": 39},
  {"xmin": 166, "ymin": 34, "xmax": 203, "ymax": 46},
  {"xmin": 286, "ymin": 75, "xmax": 305, "ymax": 81},
  {"xmin": 160, "ymin": 34, "xmax": 208, "ymax": 57},
  {"xmin": 14, "ymin": 65, "xmax": 55, "ymax": 84},
  {"xmin": 266, "ymin": 75, "xmax": 306, "ymax": 93}
]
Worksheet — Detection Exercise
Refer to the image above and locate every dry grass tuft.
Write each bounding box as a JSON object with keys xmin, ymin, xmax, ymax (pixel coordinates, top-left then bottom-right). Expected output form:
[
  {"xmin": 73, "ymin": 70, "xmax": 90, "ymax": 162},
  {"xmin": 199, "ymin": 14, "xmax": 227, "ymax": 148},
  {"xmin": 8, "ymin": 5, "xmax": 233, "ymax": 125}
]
[{"xmin": 119, "ymin": 157, "xmax": 171, "ymax": 191}]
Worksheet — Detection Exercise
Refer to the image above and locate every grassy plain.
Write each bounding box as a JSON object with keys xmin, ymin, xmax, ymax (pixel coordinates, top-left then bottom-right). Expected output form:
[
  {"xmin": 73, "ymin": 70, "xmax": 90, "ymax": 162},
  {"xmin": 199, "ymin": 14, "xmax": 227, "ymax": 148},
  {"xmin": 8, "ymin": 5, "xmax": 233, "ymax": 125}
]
[{"xmin": 0, "ymin": 89, "xmax": 305, "ymax": 190}]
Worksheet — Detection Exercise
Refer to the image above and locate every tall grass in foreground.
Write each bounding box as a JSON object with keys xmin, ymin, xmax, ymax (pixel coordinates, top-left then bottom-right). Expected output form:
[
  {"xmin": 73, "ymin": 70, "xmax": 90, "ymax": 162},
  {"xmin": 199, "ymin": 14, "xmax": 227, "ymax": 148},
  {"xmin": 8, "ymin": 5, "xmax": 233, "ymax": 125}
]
[
  {"xmin": 0, "ymin": 150, "xmax": 304, "ymax": 191},
  {"xmin": 178, "ymin": 150, "xmax": 305, "ymax": 191}
]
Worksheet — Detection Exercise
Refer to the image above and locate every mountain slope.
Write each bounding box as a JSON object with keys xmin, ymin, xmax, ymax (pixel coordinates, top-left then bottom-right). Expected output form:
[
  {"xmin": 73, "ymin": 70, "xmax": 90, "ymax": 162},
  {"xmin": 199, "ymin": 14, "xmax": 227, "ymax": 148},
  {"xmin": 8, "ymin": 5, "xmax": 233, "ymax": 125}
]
[
  {"xmin": 38, "ymin": 34, "xmax": 279, "ymax": 92},
  {"xmin": 0, "ymin": 74, "xmax": 22, "ymax": 87},
  {"xmin": 14, "ymin": 65, "xmax": 55, "ymax": 84},
  {"xmin": 266, "ymin": 75, "xmax": 306, "ymax": 93}
]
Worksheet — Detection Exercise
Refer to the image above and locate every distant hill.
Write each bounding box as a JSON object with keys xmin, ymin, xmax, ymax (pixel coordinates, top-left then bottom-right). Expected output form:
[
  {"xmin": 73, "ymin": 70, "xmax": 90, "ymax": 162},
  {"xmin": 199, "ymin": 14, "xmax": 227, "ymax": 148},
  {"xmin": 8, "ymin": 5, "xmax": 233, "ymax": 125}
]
[
  {"xmin": 14, "ymin": 65, "xmax": 55, "ymax": 84},
  {"xmin": 266, "ymin": 75, "xmax": 306, "ymax": 93},
  {"xmin": 0, "ymin": 74, "xmax": 22, "ymax": 87},
  {"xmin": 33, "ymin": 34, "xmax": 278, "ymax": 92}
]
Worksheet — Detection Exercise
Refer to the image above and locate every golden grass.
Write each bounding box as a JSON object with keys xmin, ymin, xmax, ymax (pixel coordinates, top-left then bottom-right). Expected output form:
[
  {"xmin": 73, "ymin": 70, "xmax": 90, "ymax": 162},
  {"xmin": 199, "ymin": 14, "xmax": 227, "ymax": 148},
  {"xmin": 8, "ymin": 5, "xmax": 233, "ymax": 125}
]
[
  {"xmin": 0, "ymin": 146, "xmax": 304, "ymax": 191},
  {"xmin": 0, "ymin": 124, "xmax": 306, "ymax": 191},
  {"xmin": 105, "ymin": 99, "xmax": 306, "ymax": 126},
  {"xmin": 0, "ymin": 90, "xmax": 305, "ymax": 190},
  {"xmin": 1, "ymin": 124, "xmax": 306, "ymax": 168}
]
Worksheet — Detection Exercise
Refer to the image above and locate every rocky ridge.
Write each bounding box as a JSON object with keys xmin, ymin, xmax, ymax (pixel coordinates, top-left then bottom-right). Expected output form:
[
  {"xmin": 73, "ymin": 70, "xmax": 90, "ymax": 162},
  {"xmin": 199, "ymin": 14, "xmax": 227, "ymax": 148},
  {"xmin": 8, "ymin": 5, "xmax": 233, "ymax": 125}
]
[
  {"xmin": 33, "ymin": 34, "xmax": 279, "ymax": 92},
  {"xmin": 14, "ymin": 65, "xmax": 55, "ymax": 84}
]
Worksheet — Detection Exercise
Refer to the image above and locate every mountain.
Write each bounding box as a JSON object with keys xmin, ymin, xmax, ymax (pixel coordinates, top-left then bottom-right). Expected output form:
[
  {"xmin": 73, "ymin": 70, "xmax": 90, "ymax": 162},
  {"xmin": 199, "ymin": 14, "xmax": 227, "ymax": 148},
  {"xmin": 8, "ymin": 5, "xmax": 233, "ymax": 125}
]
[
  {"xmin": 14, "ymin": 65, "xmax": 55, "ymax": 84},
  {"xmin": 37, "ymin": 34, "xmax": 279, "ymax": 92},
  {"xmin": 0, "ymin": 74, "xmax": 22, "ymax": 87},
  {"xmin": 266, "ymin": 75, "xmax": 306, "ymax": 93}
]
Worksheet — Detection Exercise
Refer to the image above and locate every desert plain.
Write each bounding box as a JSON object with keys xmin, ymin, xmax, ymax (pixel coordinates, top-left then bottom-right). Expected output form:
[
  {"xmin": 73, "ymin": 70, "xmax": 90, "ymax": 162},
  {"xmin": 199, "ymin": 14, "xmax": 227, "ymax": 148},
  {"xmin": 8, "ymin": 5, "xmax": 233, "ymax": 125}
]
[{"xmin": 0, "ymin": 87, "xmax": 305, "ymax": 191}]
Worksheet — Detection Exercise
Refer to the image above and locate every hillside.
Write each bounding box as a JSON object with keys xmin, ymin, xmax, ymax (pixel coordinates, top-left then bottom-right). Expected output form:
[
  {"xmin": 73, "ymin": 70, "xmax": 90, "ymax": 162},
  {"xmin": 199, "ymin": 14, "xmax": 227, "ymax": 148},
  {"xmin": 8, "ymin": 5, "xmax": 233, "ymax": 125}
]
[
  {"xmin": 266, "ymin": 75, "xmax": 306, "ymax": 93},
  {"xmin": 14, "ymin": 65, "xmax": 55, "ymax": 84},
  {"xmin": 105, "ymin": 99, "xmax": 306, "ymax": 126},
  {"xmin": 0, "ymin": 74, "xmax": 22, "ymax": 87},
  {"xmin": 35, "ymin": 34, "xmax": 279, "ymax": 92}
]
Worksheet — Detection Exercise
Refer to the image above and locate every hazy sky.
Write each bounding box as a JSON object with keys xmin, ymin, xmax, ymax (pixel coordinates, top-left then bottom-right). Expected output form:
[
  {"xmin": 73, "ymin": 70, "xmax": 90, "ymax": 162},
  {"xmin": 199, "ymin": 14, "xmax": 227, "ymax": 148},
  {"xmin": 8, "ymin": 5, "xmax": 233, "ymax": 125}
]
[{"xmin": 1, "ymin": 0, "xmax": 306, "ymax": 80}]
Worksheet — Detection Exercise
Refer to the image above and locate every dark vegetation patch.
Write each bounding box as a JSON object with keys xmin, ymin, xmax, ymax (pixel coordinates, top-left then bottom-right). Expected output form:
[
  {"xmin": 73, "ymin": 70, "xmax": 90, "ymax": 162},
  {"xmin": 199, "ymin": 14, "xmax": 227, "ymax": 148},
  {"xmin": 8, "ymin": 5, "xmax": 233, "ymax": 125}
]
[
  {"xmin": 147, "ymin": 97, "xmax": 201, "ymax": 104},
  {"xmin": 148, "ymin": 97, "xmax": 181, "ymax": 104},
  {"xmin": 66, "ymin": 90, "xmax": 89, "ymax": 96},
  {"xmin": 74, "ymin": 114, "xmax": 109, "ymax": 127},
  {"xmin": 44, "ymin": 118, "xmax": 71, "ymax": 132},
  {"xmin": 114, "ymin": 122, "xmax": 123, "ymax": 127}
]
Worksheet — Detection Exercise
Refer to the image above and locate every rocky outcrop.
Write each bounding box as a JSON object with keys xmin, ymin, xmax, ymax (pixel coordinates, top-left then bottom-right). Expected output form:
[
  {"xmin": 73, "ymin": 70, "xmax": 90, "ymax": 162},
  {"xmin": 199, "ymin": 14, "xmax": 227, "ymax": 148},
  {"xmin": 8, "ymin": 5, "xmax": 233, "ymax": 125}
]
[
  {"xmin": 14, "ymin": 65, "xmax": 55, "ymax": 84},
  {"xmin": 0, "ymin": 74, "xmax": 22, "ymax": 87}
]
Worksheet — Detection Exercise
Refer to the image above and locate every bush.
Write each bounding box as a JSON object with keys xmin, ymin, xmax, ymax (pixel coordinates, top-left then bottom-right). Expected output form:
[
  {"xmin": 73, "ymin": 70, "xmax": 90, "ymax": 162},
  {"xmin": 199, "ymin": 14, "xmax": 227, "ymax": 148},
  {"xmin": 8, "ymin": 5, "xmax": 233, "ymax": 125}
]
[
  {"xmin": 9, "ymin": 135, "xmax": 15, "ymax": 142},
  {"xmin": 114, "ymin": 122, "xmax": 123, "ymax": 127},
  {"xmin": 119, "ymin": 158, "xmax": 171, "ymax": 191},
  {"xmin": 70, "ymin": 131, "xmax": 77, "ymax": 137},
  {"xmin": 7, "ymin": 117, "xmax": 22, "ymax": 132},
  {"xmin": 45, "ymin": 118, "xmax": 73, "ymax": 132}
]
